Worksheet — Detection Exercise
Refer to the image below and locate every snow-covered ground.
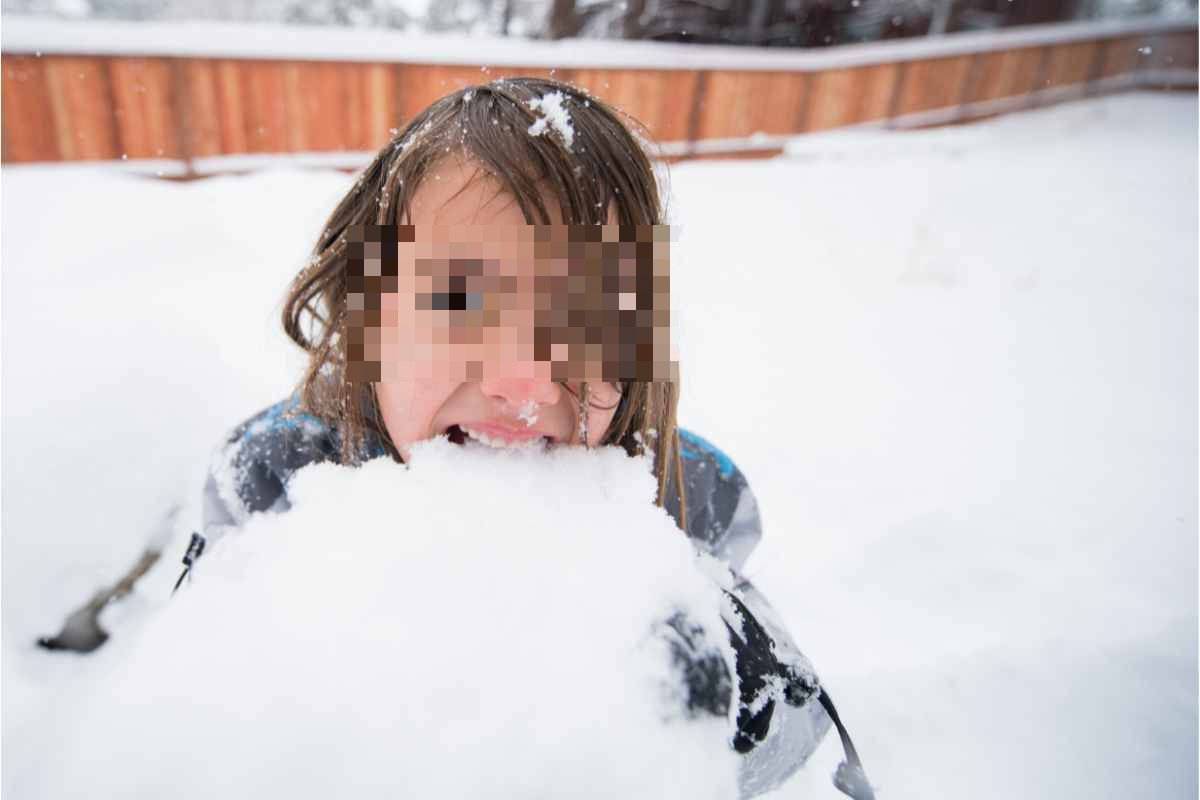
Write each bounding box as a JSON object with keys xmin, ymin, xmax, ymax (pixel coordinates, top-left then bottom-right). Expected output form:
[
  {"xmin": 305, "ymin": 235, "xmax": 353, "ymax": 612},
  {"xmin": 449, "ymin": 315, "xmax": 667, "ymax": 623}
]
[{"xmin": 2, "ymin": 91, "xmax": 1196, "ymax": 798}]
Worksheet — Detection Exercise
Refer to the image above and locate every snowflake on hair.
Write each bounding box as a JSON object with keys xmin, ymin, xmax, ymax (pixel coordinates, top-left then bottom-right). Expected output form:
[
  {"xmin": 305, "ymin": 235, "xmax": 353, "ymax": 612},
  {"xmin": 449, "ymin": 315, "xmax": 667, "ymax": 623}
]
[{"xmin": 526, "ymin": 91, "xmax": 575, "ymax": 150}]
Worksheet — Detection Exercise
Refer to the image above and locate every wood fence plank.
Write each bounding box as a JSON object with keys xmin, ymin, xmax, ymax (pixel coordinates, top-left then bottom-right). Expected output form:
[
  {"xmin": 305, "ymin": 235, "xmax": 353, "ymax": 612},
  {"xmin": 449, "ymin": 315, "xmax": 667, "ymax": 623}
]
[
  {"xmin": 214, "ymin": 60, "xmax": 248, "ymax": 153},
  {"xmin": 148, "ymin": 58, "xmax": 181, "ymax": 158},
  {"xmin": 731, "ymin": 70, "xmax": 765, "ymax": 137},
  {"xmin": 1044, "ymin": 41, "xmax": 1095, "ymax": 88},
  {"xmin": 568, "ymin": 69, "xmax": 628, "ymax": 115},
  {"xmin": 341, "ymin": 63, "xmax": 364, "ymax": 151},
  {"xmin": 806, "ymin": 67, "xmax": 859, "ymax": 131},
  {"xmin": 893, "ymin": 54, "xmax": 973, "ymax": 117},
  {"xmin": 623, "ymin": 69, "xmax": 664, "ymax": 136},
  {"xmin": 362, "ymin": 62, "xmax": 396, "ymax": 149},
  {"xmin": 1149, "ymin": 30, "xmax": 1199, "ymax": 71},
  {"xmin": 398, "ymin": 64, "xmax": 446, "ymax": 123},
  {"xmin": 281, "ymin": 60, "xmax": 350, "ymax": 152},
  {"xmin": 805, "ymin": 63, "xmax": 898, "ymax": 131},
  {"xmin": 968, "ymin": 47, "xmax": 1045, "ymax": 102},
  {"xmin": 42, "ymin": 58, "xmax": 75, "ymax": 159},
  {"xmin": 316, "ymin": 61, "xmax": 352, "ymax": 151},
  {"xmin": 436, "ymin": 65, "xmax": 480, "ymax": 92},
  {"xmin": 755, "ymin": 71, "xmax": 806, "ymax": 136},
  {"xmin": 561, "ymin": 68, "xmax": 604, "ymax": 99},
  {"xmin": 396, "ymin": 63, "xmax": 490, "ymax": 128},
  {"xmin": 108, "ymin": 57, "xmax": 179, "ymax": 158},
  {"xmin": 282, "ymin": 61, "xmax": 308, "ymax": 152},
  {"xmin": 182, "ymin": 60, "xmax": 222, "ymax": 157},
  {"xmin": 1096, "ymin": 36, "xmax": 1142, "ymax": 79},
  {"xmin": 2, "ymin": 56, "xmax": 60, "ymax": 162},
  {"xmin": 1173, "ymin": 30, "xmax": 1199, "ymax": 70},
  {"xmin": 108, "ymin": 57, "xmax": 148, "ymax": 157},
  {"xmin": 735, "ymin": 72, "xmax": 777, "ymax": 137},
  {"xmin": 43, "ymin": 56, "xmax": 119, "ymax": 160},
  {"xmin": 626, "ymin": 69, "xmax": 687, "ymax": 140},
  {"xmin": 1010, "ymin": 46, "xmax": 1048, "ymax": 97},
  {"xmin": 861, "ymin": 63, "xmax": 901, "ymax": 123},
  {"xmin": 242, "ymin": 60, "xmax": 288, "ymax": 153},
  {"xmin": 653, "ymin": 70, "xmax": 699, "ymax": 142},
  {"xmin": 696, "ymin": 70, "xmax": 757, "ymax": 139},
  {"xmin": 597, "ymin": 70, "xmax": 642, "ymax": 130}
]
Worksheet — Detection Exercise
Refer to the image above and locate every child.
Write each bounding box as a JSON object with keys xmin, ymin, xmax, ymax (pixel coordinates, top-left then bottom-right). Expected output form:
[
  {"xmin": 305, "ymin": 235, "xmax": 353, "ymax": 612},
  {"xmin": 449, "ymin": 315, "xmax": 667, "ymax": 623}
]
[{"xmin": 186, "ymin": 77, "xmax": 869, "ymax": 799}]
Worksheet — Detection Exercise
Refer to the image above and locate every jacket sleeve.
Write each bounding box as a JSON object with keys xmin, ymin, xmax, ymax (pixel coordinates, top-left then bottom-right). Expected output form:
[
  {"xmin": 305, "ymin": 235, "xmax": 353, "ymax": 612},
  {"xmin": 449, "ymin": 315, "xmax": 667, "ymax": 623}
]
[
  {"xmin": 199, "ymin": 426, "xmax": 290, "ymax": 542},
  {"xmin": 673, "ymin": 429, "xmax": 764, "ymax": 572},
  {"xmin": 724, "ymin": 570, "xmax": 833, "ymax": 798},
  {"xmin": 662, "ymin": 561, "xmax": 833, "ymax": 799},
  {"xmin": 671, "ymin": 433, "xmax": 833, "ymax": 796},
  {"xmin": 197, "ymin": 399, "xmax": 339, "ymax": 552}
]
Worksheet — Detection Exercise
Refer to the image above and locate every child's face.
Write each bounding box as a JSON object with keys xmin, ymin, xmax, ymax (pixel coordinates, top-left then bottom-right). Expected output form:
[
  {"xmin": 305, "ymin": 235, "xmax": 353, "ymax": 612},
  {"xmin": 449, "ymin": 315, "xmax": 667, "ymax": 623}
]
[{"xmin": 373, "ymin": 158, "xmax": 621, "ymax": 461}]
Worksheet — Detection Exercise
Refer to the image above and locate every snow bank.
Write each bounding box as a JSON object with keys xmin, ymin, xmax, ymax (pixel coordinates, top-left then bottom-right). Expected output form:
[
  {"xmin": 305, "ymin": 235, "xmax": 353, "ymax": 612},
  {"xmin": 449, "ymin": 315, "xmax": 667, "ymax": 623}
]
[
  {"xmin": 40, "ymin": 440, "xmax": 739, "ymax": 799},
  {"xmin": 2, "ymin": 92, "xmax": 1195, "ymax": 800}
]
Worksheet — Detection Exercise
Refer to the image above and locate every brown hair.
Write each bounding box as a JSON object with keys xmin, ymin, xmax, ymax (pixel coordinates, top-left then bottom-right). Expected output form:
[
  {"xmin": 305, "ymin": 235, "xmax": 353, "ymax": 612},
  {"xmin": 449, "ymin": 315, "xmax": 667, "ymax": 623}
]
[{"xmin": 281, "ymin": 76, "xmax": 686, "ymax": 528}]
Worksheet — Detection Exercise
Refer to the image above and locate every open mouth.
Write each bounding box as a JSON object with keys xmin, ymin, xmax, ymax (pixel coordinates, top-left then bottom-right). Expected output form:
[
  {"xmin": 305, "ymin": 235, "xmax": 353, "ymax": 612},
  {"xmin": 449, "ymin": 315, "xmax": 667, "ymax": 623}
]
[{"xmin": 443, "ymin": 424, "xmax": 553, "ymax": 450}]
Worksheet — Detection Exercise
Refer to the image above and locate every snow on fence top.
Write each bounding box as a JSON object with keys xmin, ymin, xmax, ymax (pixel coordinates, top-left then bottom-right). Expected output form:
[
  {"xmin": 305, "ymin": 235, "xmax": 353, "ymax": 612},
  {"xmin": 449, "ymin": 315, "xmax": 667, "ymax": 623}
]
[{"xmin": 2, "ymin": 13, "xmax": 1196, "ymax": 72}]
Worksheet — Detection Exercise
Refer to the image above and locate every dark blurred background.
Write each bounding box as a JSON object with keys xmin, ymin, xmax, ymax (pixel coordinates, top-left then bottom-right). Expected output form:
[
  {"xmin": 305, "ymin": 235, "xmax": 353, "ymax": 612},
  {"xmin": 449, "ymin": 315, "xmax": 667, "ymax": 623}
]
[{"xmin": 3, "ymin": 0, "xmax": 1196, "ymax": 43}]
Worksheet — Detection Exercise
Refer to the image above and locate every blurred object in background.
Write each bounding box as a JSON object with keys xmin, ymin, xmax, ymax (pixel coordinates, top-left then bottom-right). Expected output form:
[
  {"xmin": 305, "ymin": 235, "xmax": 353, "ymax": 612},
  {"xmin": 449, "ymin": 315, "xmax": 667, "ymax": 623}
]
[
  {"xmin": 2, "ymin": 0, "xmax": 1196, "ymax": 41},
  {"xmin": 578, "ymin": 0, "xmax": 1199, "ymax": 46},
  {"xmin": 1, "ymin": 0, "xmax": 429, "ymax": 29}
]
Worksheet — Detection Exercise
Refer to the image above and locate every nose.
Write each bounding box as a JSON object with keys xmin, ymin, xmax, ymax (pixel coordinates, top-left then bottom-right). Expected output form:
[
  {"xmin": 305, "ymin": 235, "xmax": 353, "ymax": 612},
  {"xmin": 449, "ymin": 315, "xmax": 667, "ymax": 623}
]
[{"xmin": 478, "ymin": 376, "xmax": 561, "ymax": 410}]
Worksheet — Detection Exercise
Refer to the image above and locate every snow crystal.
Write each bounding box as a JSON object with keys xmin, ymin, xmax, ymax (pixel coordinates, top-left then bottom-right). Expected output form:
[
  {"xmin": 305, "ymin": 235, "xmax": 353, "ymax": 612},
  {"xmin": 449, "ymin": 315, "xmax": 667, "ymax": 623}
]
[
  {"xmin": 526, "ymin": 91, "xmax": 575, "ymax": 150},
  {"xmin": 515, "ymin": 399, "xmax": 539, "ymax": 426}
]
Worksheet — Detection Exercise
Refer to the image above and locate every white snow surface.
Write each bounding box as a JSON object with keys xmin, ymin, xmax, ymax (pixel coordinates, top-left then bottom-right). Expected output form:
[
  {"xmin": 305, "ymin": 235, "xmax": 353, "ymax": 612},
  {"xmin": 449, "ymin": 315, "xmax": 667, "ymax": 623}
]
[
  {"xmin": 33, "ymin": 442, "xmax": 740, "ymax": 799},
  {"xmin": 2, "ymin": 92, "xmax": 1197, "ymax": 799}
]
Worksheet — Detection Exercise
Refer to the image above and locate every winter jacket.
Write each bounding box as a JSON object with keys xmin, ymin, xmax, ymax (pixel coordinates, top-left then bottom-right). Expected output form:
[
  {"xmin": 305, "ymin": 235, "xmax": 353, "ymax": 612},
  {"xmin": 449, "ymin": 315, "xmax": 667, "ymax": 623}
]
[{"xmin": 189, "ymin": 394, "xmax": 833, "ymax": 798}]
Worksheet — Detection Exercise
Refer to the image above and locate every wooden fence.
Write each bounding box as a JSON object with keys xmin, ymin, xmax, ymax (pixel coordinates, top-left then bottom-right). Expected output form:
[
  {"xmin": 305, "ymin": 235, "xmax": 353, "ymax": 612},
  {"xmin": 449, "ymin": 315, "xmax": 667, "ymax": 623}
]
[{"xmin": 1, "ymin": 16, "xmax": 1195, "ymax": 170}]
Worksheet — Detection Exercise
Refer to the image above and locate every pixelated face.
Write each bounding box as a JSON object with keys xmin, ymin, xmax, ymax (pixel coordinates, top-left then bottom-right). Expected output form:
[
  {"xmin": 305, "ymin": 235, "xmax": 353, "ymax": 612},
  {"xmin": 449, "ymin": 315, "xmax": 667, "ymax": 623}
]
[{"xmin": 355, "ymin": 157, "xmax": 672, "ymax": 460}]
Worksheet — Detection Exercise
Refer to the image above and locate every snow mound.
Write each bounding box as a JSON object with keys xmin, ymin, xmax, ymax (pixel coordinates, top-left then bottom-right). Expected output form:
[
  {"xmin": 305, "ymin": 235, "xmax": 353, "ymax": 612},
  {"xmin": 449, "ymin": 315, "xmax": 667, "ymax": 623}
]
[{"xmin": 44, "ymin": 440, "xmax": 740, "ymax": 799}]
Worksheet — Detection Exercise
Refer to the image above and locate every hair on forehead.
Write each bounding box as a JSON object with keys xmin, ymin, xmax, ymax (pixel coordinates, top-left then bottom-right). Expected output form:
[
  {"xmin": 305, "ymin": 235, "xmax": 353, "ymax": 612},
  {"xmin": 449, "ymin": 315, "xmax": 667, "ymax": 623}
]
[{"xmin": 373, "ymin": 78, "xmax": 662, "ymax": 231}]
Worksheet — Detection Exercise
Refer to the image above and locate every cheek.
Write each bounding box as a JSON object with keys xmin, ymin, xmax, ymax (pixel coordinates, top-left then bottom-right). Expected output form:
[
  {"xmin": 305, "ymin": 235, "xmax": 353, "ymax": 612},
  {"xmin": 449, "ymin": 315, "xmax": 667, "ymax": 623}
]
[
  {"xmin": 375, "ymin": 379, "xmax": 460, "ymax": 455},
  {"xmin": 586, "ymin": 403, "xmax": 619, "ymax": 447},
  {"xmin": 378, "ymin": 293, "xmax": 416, "ymax": 381}
]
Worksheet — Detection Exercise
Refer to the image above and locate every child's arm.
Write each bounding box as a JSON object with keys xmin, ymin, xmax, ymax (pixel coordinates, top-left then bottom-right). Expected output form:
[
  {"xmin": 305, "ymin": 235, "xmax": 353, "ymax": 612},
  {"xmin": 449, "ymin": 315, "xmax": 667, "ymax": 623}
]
[
  {"xmin": 179, "ymin": 398, "xmax": 339, "ymax": 586},
  {"xmin": 724, "ymin": 571, "xmax": 833, "ymax": 796},
  {"xmin": 662, "ymin": 566, "xmax": 832, "ymax": 797},
  {"xmin": 671, "ymin": 431, "xmax": 835, "ymax": 794},
  {"xmin": 672, "ymin": 429, "xmax": 763, "ymax": 571}
]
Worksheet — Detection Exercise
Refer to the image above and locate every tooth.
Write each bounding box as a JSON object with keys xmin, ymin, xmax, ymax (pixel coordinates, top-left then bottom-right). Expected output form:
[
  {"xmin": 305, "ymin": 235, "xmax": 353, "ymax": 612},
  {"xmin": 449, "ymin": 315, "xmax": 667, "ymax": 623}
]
[{"xmin": 460, "ymin": 426, "xmax": 545, "ymax": 451}]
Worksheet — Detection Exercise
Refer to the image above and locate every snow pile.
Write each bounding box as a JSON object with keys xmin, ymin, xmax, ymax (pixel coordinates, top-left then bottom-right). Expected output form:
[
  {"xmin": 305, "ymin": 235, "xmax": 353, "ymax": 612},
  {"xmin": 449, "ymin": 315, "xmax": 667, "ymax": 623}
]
[
  {"xmin": 527, "ymin": 91, "xmax": 575, "ymax": 149},
  {"xmin": 38, "ymin": 440, "xmax": 740, "ymax": 800}
]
